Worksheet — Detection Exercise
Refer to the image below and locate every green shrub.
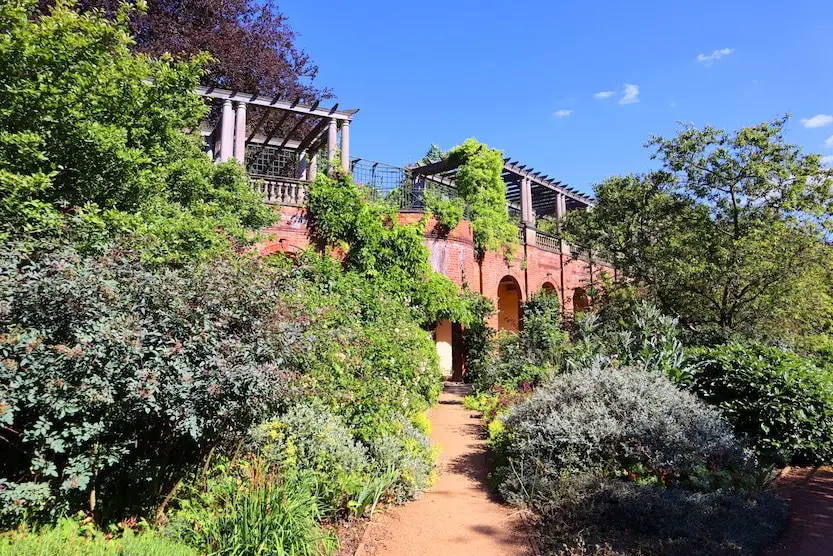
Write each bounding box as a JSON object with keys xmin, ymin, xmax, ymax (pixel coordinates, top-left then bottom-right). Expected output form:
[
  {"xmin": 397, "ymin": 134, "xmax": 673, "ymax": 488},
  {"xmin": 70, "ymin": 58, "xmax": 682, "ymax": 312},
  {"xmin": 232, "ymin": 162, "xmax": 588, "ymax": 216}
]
[
  {"xmin": 423, "ymin": 190, "xmax": 465, "ymax": 233},
  {"xmin": 367, "ymin": 414, "xmax": 434, "ymax": 503},
  {"xmin": 533, "ymin": 481, "xmax": 788, "ymax": 556},
  {"xmin": 465, "ymin": 291, "xmax": 566, "ymax": 392},
  {"xmin": 569, "ymin": 302, "xmax": 692, "ymax": 384},
  {"xmin": 0, "ymin": 0, "xmax": 273, "ymax": 260},
  {"xmin": 252, "ymin": 402, "xmax": 370, "ymax": 512},
  {"xmin": 494, "ymin": 366, "xmax": 757, "ymax": 507},
  {"xmin": 171, "ymin": 459, "xmax": 335, "ymax": 556},
  {"xmin": 0, "ymin": 243, "xmax": 295, "ymax": 523},
  {"xmin": 0, "ymin": 517, "xmax": 196, "ymax": 556},
  {"xmin": 688, "ymin": 342, "xmax": 833, "ymax": 464}
]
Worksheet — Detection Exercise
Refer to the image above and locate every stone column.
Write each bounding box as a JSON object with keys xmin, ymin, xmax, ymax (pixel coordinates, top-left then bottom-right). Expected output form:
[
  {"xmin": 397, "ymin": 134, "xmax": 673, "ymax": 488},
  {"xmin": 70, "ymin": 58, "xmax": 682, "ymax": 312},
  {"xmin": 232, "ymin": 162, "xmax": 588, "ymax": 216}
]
[
  {"xmin": 219, "ymin": 99, "xmax": 234, "ymax": 162},
  {"xmin": 327, "ymin": 118, "xmax": 338, "ymax": 172},
  {"xmin": 297, "ymin": 152, "xmax": 308, "ymax": 180},
  {"xmin": 520, "ymin": 177, "xmax": 534, "ymax": 225},
  {"xmin": 234, "ymin": 102, "xmax": 246, "ymax": 165},
  {"xmin": 307, "ymin": 151, "xmax": 318, "ymax": 181},
  {"xmin": 233, "ymin": 101, "xmax": 247, "ymax": 164},
  {"xmin": 555, "ymin": 193, "xmax": 566, "ymax": 221},
  {"xmin": 340, "ymin": 120, "xmax": 350, "ymax": 174}
]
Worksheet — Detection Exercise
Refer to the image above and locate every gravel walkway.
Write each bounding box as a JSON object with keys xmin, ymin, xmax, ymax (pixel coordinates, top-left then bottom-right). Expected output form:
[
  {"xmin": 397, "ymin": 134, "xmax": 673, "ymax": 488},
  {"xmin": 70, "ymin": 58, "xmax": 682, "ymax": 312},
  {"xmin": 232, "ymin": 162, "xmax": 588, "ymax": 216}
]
[{"xmin": 356, "ymin": 383, "xmax": 533, "ymax": 556}]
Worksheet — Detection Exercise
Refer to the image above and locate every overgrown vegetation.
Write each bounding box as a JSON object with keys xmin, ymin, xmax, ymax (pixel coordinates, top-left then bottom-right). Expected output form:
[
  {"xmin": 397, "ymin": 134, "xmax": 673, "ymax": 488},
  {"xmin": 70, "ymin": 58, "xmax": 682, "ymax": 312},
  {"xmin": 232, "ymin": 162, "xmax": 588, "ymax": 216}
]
[
  {"xmin": 0, "ymin": 1, "xmax": 475, "ymax": 551},
  {"xmin": 0, "ymin": 0, "xmax": 274, "ymax": 263},
  {"xmin": 446, "ymin": 139, "xmax": 518, "ymax": 256}
]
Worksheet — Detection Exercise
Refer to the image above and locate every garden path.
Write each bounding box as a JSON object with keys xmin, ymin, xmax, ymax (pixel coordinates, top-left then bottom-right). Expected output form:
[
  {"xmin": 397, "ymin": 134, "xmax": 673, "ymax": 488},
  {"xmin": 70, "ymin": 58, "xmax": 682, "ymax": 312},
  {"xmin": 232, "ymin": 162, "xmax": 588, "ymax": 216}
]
[
  {"xmin": 765, "ymin": 466, "xmax": 833, "ymax": 556},
  {"xmin": 355, "ymin": 383, "xmax": 533, "ymax": 556}
]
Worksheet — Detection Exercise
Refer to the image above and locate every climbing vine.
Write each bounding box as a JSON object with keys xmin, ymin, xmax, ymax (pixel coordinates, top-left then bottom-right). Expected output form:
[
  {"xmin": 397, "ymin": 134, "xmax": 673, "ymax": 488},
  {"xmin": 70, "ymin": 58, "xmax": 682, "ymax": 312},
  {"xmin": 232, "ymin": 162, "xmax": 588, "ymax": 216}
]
[
  {"xmin": 306, "ymin": 170, "xmax": 480, "ymax": 326},
  {"xmin": 447, "ymin": 139, "xmax": 518, "ymax": 256}
]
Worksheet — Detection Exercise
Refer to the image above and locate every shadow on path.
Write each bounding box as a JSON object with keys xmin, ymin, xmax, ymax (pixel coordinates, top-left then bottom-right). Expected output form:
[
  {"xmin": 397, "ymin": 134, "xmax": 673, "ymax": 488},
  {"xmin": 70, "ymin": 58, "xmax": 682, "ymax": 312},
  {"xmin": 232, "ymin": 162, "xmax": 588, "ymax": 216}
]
[{"xmin": 765, "ymin": 466, "xmax": 833, "ymax": 556}]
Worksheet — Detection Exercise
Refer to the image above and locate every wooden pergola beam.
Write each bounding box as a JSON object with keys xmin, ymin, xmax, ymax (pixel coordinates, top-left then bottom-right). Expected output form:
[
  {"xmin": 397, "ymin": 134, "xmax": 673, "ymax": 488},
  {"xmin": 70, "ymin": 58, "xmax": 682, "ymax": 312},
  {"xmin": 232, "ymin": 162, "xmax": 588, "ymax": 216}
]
[{"xmin": 197, "ymin": 85, "xmax": 357, "ymax": 121}]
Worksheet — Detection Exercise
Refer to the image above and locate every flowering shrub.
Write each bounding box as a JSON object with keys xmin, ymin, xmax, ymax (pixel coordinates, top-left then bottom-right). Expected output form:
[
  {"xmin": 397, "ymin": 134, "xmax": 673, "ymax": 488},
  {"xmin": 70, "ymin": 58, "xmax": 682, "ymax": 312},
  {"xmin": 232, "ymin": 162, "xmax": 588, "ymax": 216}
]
[
  {"xmin": 251, "ymin": 403, "xmax": 370, "ymax": 511},
  {"xmin": 367, "ymin": 414, "xmax": 434, "ymax": 503}
]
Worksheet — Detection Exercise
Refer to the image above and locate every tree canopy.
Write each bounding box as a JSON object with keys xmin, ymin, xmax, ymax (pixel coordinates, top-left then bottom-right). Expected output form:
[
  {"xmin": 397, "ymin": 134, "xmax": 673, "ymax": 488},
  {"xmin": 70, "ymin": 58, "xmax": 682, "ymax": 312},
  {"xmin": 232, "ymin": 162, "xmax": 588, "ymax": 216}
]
[
  {"xmin": 1, "ymin": 0, "xmax": 274, "ymax": 262},
  {"xmin": 567, "ymin": 117, "xmax": 833, "ymax": 341},
  {"xmin": 53, "ymin": 0, "xmax": 330, "ymax": 102}
]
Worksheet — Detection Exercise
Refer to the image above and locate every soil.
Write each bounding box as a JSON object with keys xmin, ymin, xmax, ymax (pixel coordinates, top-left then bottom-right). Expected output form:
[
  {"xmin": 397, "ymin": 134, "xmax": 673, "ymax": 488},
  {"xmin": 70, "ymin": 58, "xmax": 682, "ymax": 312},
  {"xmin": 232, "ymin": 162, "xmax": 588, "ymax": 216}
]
[
  {"xmin": 355, "ymin": 382, "xmax": 533, "ymax": 556},
  {"xmin": 765, "ymin": 466, "xmax": 833, "ymax": 556}
]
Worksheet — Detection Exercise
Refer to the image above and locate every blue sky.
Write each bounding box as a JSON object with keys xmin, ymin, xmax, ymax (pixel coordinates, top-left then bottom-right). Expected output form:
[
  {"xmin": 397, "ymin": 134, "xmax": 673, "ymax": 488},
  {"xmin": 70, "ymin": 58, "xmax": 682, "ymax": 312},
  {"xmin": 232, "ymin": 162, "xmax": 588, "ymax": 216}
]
[{"xmin": 283, "ymin": 0, "xmax": 833, "ymax": 196}]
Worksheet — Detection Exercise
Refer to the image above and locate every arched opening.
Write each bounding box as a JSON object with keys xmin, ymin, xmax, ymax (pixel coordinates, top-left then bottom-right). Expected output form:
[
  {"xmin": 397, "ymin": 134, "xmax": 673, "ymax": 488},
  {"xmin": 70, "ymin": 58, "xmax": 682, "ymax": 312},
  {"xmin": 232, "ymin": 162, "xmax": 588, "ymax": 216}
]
[
  {"xmin": 541, "ymin": 281, "xmax": 556, "ymax": 293},
  {"xmin": 497, "ymin": 276, "xmax": 523, "ymax": 332},
  {"xmin": 573, "ymin": 287, "xmax": 590, "ymax": 313},
  {"xmin": 434, "ymin": 320, "xmax": 453, "ymax": 378}
]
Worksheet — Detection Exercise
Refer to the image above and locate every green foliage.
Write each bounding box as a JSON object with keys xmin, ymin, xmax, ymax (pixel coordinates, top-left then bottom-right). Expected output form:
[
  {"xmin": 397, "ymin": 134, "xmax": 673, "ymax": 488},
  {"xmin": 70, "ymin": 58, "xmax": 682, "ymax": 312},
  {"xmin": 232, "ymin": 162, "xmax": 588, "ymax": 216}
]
[
  {"xmin": 569, "ymin": 302, "xmax": 693, "ymax": 384},
  {"xmin": 567, "ymin": 118, "xmax": 833, "ymax": 342},
  {"xmin": 0, "ymin": 0, "xmax": 274, "ymax": 261},
  {"xmin": 0, "ymin": 516, "xmax": 196, "ymax": 556},
  {"xmin": 447, "ymin": 139, "xmax": 518, "ymax": 256},
  {"xmin": 494, "ymin": 366, "xmax": 759, "ymax": 508},
  {"xmin": 171, "ymin": 458, "xmax": 336, "ymax": 556},
  {"xmin": 252, "ymin": 403, "xmax": 370, "ymax": 512},
  {"xmin": 423, "ymin": 190, "xmax": 465, "ymax": 234},
  {"xmin": 532, "ymin": 481, "xmax": 788, "ymax": 556},
  {"xmin": 688, "ymin": 343, "xmax": 833, "ymax": 465},
  {"xmin": 0, "ymin": 243, "xmax": 295, "ymax": 524},
  {"xmin": 465, "ymin": 291, "xmax": 567, "ymax": 392},
  {"xmin": 306, "ymin": 171, "xmax": 477, "ymax": 327},
  {"xmin": 366, "ymin": 414, "xmax": 434, "ymax": 503}
]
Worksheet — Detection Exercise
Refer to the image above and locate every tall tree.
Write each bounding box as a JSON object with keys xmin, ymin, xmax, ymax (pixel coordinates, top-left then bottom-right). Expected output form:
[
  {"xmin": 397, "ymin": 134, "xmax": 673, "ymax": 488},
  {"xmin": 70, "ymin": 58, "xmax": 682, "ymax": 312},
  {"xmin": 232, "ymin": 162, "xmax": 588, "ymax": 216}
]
[
  {"xmin": 568, "ymin": 117, "xmax": 833, "ymax": 341},
  {"xmin": 54, "ymin": 0, "xmax": 331, "ymax": 102}
]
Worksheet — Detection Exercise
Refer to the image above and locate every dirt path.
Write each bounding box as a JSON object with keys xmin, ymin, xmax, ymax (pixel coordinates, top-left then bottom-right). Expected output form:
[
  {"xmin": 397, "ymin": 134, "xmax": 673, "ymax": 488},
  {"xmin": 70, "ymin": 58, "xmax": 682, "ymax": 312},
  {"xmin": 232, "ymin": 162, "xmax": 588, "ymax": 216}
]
[
  {"xmin": 356, "ymin": 383, "xmax": 533, "ymax": 556},
  {"xmin": 765, "ymin": 466, "xmax": 833, "ymax": 556}
]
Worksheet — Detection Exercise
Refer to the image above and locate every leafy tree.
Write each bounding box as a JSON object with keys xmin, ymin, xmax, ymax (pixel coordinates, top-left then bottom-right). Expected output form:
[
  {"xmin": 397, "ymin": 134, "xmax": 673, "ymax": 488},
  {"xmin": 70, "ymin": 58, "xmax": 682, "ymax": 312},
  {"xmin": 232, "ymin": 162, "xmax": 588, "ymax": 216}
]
[
  {"xmin": 567, "ymin": 118, "xmax": 833, "ymax": 340},
  {"xmin": 0, "ymin": 0, "xmax": 274, "ymax": 261},
  {"xmin": 53, "ymin": 0, "xmax": 330, "ymax": 102}
]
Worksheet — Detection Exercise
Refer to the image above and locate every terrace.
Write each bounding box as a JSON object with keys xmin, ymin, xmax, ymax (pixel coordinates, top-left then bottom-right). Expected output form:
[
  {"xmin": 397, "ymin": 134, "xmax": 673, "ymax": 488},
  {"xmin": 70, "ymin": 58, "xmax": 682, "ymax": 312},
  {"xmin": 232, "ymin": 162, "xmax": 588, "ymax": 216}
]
[{"xmin": 197, "ymin": 87, "xmax": 595, "ymax": 256}]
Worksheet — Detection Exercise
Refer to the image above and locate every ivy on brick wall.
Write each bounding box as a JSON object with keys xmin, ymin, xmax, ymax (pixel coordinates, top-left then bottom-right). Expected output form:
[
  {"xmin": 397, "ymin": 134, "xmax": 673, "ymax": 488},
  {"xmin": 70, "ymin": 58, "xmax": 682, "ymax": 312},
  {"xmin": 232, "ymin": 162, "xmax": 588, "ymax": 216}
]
[{"xmin": 447, "ymin": 139, "xmax": 518, "ymax": 257}]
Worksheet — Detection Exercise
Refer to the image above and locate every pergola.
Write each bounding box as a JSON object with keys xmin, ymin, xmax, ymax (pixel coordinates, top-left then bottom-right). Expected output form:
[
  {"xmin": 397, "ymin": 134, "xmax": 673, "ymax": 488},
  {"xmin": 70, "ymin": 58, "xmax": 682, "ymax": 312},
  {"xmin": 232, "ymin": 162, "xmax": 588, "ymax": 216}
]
[
  {"xmin": 196, "ymin": 85, "xmax": 359, "ymax": 180},
  {"xmin": 409, "ymin": 156, "xmax": 593, "ymax": 225}
]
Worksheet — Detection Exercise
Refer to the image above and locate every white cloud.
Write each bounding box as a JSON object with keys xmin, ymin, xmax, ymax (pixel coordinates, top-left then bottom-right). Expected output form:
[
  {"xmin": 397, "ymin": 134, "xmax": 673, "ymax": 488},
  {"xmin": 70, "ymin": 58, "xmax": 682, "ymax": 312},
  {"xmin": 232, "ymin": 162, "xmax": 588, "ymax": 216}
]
[
  {"xmin": 594, "ymin": 90, "xmax": 614, "ymax": 100},
  {"xmin": 553, "ymin": 109, "xmax": 572, "ymax": 118},
  {"xmin": 825, "ymin": 135, "xmax": 833, "ymax": 148},
  {"xmin": 802, "ymin": 114, "xmax": 833, "ymax": 129},
  {"xmin": 822, "ymin": 155, "xmax": 833, "ymax": 167},
  {"xmin": 696, "ymin": 48, "xmax": 734, "ymax": 65},
  {"xmin": 619, "ymin": 84, "xmax": 639, "ymax": 105}
]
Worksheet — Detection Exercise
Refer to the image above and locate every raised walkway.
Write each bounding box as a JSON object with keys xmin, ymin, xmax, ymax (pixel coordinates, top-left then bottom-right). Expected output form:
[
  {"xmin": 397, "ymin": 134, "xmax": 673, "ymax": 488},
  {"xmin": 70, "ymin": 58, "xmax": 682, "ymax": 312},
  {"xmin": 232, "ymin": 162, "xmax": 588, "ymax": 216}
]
[{"xmin": 356, "ymin": 383, "xmax": 532, "ymax": 556}]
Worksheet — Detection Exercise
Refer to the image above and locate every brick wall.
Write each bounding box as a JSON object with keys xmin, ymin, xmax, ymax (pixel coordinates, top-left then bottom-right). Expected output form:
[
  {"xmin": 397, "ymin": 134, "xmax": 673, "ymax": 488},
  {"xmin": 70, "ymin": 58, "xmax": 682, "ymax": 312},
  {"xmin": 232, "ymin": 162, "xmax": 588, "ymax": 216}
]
[{"xmin": 257, "ymin": 206, "xmax": 613, "ymax": 326}]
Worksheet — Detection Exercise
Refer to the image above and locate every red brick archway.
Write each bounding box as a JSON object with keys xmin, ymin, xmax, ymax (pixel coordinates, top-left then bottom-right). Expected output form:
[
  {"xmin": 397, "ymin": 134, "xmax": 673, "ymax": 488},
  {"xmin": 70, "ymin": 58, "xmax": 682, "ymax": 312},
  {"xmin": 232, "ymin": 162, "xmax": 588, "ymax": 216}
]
[{"xmin": 497, "ymin": 275, "xmax": 523, "ymax": 332}]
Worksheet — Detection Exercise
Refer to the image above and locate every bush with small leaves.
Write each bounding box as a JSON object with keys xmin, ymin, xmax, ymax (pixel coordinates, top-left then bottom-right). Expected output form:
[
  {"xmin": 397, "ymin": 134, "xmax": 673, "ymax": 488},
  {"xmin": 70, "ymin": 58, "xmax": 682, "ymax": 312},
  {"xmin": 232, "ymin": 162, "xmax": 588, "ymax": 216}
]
[
  {"xmin": 494, "ymin": 366, "xmax": 756, "ymax": 507},
  {"xmin": 0, "ymin": 243, "xmax": 297, "ymax": 524}
]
